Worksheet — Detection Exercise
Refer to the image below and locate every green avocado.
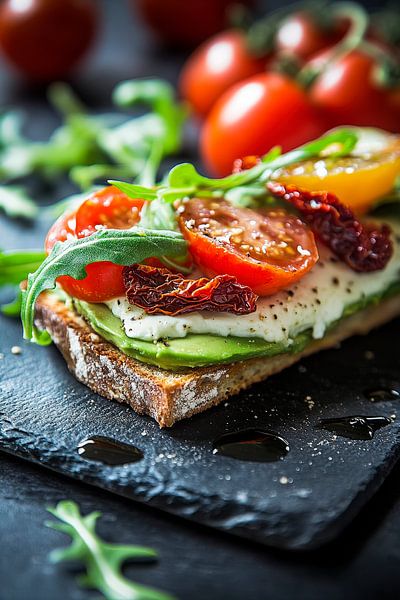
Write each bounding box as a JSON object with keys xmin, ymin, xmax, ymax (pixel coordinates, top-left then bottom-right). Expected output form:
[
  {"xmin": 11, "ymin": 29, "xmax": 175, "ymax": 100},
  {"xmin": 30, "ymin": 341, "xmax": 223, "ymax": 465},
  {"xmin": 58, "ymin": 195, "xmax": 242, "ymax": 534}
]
[
  {"xmin": 73, "ymin": 280, "xmax": 400, "ymax": 370},
  {"xmin": 74, "ymin": 300, "xmax": 311, "ymax": 369}
]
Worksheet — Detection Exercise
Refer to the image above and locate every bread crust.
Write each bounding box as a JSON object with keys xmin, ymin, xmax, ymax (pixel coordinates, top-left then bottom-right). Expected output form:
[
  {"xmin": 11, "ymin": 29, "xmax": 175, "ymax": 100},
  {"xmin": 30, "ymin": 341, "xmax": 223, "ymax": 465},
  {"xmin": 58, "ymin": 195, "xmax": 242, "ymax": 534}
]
[{"xmin": 34, "ymin": 293, "xmax": 400, "ymax": 427}]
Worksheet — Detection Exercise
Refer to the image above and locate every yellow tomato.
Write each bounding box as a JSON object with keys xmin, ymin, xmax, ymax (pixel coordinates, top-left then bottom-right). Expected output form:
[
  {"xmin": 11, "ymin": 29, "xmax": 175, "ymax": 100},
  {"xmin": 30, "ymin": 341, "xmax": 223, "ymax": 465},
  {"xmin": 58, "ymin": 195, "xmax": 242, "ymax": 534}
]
[{"xmin": 273, "ymin": 137, "xmax": 400, "ymax": 214}]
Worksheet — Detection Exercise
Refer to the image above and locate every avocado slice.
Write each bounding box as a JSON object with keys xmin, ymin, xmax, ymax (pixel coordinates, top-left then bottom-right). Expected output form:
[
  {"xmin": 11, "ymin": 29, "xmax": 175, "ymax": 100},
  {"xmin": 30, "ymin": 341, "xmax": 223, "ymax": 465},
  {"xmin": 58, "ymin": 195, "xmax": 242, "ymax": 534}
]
[
  {"xmin": 73, "ymin": 279, "xmax": 400, "ymax": 370},
  {"xmin": 74, "ymin": 300, "xmax": 310, "ymax": 369}
]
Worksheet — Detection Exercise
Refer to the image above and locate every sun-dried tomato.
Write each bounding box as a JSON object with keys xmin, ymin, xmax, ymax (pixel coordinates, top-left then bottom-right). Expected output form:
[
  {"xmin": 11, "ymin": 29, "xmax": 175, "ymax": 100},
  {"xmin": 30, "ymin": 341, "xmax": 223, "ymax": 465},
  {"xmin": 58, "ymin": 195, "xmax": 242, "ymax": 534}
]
[
  {"xmin": 123, "ymin": 264, "xmax": 258, "ymax": 316},
  {"xmin": 267, "ymin": 182, "xmax": 393, "ymax": 272}
]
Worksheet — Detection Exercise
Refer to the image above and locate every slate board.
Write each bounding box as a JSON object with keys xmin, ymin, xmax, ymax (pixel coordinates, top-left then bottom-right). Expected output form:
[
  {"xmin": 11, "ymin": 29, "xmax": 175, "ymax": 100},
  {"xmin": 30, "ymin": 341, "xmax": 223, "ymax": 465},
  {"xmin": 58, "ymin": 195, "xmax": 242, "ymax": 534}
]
[
  {"xmin": 1, "ymin": 209, "xmax": 400, "ymax": 550},
  {"xmin": 2, "ymin": 208, "xmax": 400, "ymax": 552}
]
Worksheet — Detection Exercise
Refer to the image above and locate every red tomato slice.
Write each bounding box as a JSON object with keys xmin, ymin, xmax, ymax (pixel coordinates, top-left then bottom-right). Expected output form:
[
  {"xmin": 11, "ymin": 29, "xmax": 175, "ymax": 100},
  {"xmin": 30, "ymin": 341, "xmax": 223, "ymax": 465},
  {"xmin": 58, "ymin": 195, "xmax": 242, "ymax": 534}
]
[
  {"xmin": 178, "ymin": 198, "xmax": 318, "ymax": 296},
  {"xmin": 45, "ymin": 186, "xmax": 145, "ymax": 302},
  {"xmin": 57, "ymin": 262, "xmax": 127, "ymax": 303},
  {"xmin": 45, "ymin": 209, "xmax": 76, "ymax": 253},
  {"xmin": 75, "ymin": 185, "xmax": 144, "ymax": 237}
]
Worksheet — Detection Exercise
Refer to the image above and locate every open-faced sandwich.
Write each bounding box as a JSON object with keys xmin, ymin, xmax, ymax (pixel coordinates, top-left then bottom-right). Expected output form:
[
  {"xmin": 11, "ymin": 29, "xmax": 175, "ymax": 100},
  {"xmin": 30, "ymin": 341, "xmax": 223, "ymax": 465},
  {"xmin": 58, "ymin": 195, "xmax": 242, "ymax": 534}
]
[{"xmin": 22, "ymin": 128, "xmax": 400, "ymax": 426}]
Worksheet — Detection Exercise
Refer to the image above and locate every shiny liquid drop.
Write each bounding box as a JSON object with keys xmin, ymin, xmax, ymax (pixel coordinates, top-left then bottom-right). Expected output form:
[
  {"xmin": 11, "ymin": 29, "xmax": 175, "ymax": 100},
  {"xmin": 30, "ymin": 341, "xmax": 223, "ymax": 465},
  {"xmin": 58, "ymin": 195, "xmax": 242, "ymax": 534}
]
[
  {"xmin": 77, "ymin": 436, "xmax": 144, "ymax": 465},
  {"xmin": 364, "ymin": 388, "xmax": 400, "ymax": 402},
  {"xmin": 213, "ymin": 428, "xmax": 290, "ymax": 462},
  {"xmin": 317, "ymin": 415, "xmax": 392, "ymax": 440}
]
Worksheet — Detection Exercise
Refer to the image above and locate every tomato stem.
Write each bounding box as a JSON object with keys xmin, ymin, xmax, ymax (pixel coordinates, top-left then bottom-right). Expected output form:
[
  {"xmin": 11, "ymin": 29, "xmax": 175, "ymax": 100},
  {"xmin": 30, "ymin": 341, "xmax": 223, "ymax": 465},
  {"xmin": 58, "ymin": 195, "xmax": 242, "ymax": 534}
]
[
  {"xmin": 298, "ymin": 1, "xmax": 369, "ymax": 87},
  {"xmin": 359, "ymin": 39, "xmax": 400, "ymax": 88}
]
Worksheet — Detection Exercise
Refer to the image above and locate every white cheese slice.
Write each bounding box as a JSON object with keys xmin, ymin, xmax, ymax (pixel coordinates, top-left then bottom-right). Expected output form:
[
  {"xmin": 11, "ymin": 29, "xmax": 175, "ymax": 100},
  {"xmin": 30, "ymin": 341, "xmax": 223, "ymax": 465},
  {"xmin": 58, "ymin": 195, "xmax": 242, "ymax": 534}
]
[{"xmin": 107, "ymin": 220, "xmax": 400, "ymax": 344}]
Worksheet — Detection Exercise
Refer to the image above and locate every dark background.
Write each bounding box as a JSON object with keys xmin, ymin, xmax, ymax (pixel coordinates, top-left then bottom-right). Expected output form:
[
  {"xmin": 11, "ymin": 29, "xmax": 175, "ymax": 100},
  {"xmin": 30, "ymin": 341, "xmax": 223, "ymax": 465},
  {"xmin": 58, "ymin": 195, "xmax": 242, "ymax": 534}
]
[{"xmin": 1, "ymin": 1, "xmax": 400, "ymax": 598}]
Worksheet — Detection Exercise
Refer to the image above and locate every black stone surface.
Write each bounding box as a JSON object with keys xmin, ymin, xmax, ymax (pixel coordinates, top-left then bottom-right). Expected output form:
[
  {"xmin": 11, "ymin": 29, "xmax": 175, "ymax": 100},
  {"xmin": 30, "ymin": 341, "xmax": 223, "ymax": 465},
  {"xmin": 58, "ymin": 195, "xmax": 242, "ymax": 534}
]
[
  {"xmin": 3, "ymin": 450, "xmax": 400, "ymax": 600},
  {"xmin": 1, "ymin": 241, "xmax": 400, "ymax": 550}
]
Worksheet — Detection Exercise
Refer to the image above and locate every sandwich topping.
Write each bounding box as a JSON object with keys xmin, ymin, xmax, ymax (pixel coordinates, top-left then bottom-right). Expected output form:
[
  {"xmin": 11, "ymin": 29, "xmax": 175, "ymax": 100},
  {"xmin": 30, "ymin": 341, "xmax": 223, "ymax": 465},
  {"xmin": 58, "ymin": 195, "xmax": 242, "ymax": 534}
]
[
  {"xmin": 267, "ymin": 182, "xmax": 393, "ymax": 272},
  {"xmin": 21, "ymin": 128, "xmax": 400, "ymax": 368},
  {"xmin": 108, "ymin": 231, "xmax": 400, "ymax": 343},
  {"xmin": 122, "ymin": 263, "xmax": 257, "ymax": 316}
]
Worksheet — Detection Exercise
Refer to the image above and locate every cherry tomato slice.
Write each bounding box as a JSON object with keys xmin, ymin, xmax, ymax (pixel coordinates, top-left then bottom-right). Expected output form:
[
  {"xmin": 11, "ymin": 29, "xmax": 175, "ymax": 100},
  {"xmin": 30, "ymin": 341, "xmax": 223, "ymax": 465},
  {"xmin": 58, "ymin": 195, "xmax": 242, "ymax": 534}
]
[
  {"xmin": 45, "ymin": 186, "xmax": 145, "ymax": 302},
  {"xmin": 273, "ymin": 136, "xmax": 400, "ymax": 214},
  {"xmin": 45, "ymin": 210, "xmax": 76, "ymax": 253},
  {"xmin": 179, "ymin": 198, "xmax": 318, "ymax": 296},
  {"xmin": 75, "ymin": 185, "xmax": 144, "ymax": 237},
  {"xmin": 57, "ymin": 262, "xmax": 127, "ymax": 303}
]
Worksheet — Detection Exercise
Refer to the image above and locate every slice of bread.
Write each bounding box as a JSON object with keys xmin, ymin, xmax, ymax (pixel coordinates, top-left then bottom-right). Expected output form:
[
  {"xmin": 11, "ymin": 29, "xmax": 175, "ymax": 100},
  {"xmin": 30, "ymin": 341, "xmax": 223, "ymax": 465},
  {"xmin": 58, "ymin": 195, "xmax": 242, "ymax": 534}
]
[{"xmin": 34, "ymin": 292, "xmax": 400, "ymax": 427}]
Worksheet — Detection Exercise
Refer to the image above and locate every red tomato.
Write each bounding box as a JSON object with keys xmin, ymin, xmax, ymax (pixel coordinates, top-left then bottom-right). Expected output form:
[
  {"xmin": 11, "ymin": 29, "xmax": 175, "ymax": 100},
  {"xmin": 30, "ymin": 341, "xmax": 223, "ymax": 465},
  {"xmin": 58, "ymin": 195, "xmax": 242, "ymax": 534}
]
[
  {"xmin": 0, "ymin": 0, "xmax": 98, "ymax": 80},
  {"xmin": 275, "ymin": 12, "xmax": 339, "ymax": 61},
  {"xmin": 179, "ymin": 30, "xmax": 268, "ymax": 117},
  {"xmin": 179, "ymin": 198, "xmax": 318, "ymax": 296},
  {"xmin": 56, "ymin": 262, "xmax": 128, "ymax": 303},
  {"xmin": 45, "ymin": 210, "xmax": 76, "ymax": 253},
  {"xmin": 74, "ymin": 186, "xmax": 144, "ymax": 237},
  {"xmin": 135, "ymin": 0, "xmax": 254, "ymax": 49},
  {"xmin": 201, "ymin": 72, "xmax": 325, "ymax": 176},
  {"xmin": 309, "ymin": 50, "xmax": 400, "ymax": 131},
  {"xmin": 45, "ymin": 187, "xmax": 144, "ymax": 303}
]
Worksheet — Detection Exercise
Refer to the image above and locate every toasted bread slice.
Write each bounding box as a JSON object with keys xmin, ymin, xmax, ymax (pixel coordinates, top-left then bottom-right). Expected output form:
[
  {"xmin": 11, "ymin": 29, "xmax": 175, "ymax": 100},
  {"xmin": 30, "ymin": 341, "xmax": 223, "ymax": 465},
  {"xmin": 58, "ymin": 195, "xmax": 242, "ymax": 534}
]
[{"xmin": 34, "ymin": 292, "xmax": 400, "ymax": 427}]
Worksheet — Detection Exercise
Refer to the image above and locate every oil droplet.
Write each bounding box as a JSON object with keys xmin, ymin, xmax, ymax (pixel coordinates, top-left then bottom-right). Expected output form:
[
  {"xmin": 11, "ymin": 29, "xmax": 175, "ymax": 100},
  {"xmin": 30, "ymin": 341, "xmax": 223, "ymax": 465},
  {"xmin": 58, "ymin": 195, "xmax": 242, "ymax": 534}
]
[
  {"xmin": 213, "ymin": 428, "xmax": 289, "ymax": 462},
  {"xmin": 317, "ymin": 415, "xmax": 392, "ymax": 441},
  {"xmin": 77, "ymin": 436, "xmax": 144, "ymax": 465},
  {"xmin": 364, "ymin": 388, "xmax": 400, "ymax": 402}
]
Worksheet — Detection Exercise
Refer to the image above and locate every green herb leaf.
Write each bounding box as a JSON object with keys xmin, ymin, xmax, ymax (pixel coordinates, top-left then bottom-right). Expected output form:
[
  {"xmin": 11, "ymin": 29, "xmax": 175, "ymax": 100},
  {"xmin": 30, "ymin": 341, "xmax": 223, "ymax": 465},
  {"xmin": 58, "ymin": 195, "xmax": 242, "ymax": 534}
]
[
  {"xmin": 21, "ymin": 228, "xmax": 187, "ymax": 344},
  {"xmin": 109, "ymin": 181, "xmax": 158, "ymax": 201},
  {"xmin": 0, "ymin": 185, "xmax": 38, "ymax": 219},
  {"xmin": 113, "ymin": 78, "xmax": 175, "ymax": 111},
  {"xmin": 0, "ymin": 249, "xmax": 45, "ymax": 319},
  {"xmin": 139, "ymin": 198, "xmax": 178, "ymax": 231},
  {"xmin": 0, "ymin": 249, "xmax": 46, "ymax": 286},
  {"xmin": 0, "ymin": 110, "xmax": 25, "ymax": 147},
  {"xmin": 47, "ymin": 82, "xmax": 87, "ymax": 117},
  {"xmin": 1, "ymin": 289, "xmax": 22, "ymax": 317},
  {"xmin": 46, "ymin": 500, "xmax": 175, "ymax": 600},
  {"xmin": 112, "ymin": 78, "xmax": 187, "ymax": 157},
  {"xmin": 166, "ymin": 129, "xmax": 358, "ymax": 195},
  {"xmin": 71, "ymin": 164, "xmax": 135, "ymax": 191}
]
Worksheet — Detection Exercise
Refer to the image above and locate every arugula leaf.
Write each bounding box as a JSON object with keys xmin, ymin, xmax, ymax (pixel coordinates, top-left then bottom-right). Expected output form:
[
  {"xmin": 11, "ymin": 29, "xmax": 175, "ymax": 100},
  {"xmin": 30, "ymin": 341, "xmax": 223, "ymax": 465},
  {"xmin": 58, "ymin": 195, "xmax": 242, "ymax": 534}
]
[
  {"xmin": 0, "ymin": 110, "xmax": 25, "ymax": 148},
  {"xmin": 46, "ymin": 500, "xmax": 174, "ymax": 600},
  {"xmin": 0, "ymin": 79, "xmax": 186, "ymax": 196},
  {"xmin": 47, "ymin": 82, "xmax": 87, "ymax": 117},
  {"xmin": 1, "ymin": 289, "xmax": 22, "ymax": 317},
  {"xmin": 71, "ymin": 165, "xmax": 135, "ymax": 191},
  {"xmin": 139, "ymin": 198, "xmax": 178, "ymax": 231},
  {"xmin": 113, "ymin": 79, "xmax": 176, "ymax": 111},
  {"xmin": 166, "ymin": 129, "xmax": 359, "ymax": 193},
  {"xmin": 0, "ymin": 249, "xmax": 45, "ymax": 319},
  {"xmin": 109, "ymin": 181, "xmax": 158, "ymax": 201},
  {"xmin": 0, "ymin": 249, "xmax": 46, "ymax": 286},
  {"xmin": 21, "ymin": 228, "xmax": 187, "ymax": 345},
  {"xmin": 112, "ymin": 78, "xmax": 186, "ymax": 157},
  {"xmin": 111, "ymin": 129, "xmax": 358, "ymax": 208},
  {"xmin": 0, "ymin": 185, "xmax": 38, "ymax": 219}
]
